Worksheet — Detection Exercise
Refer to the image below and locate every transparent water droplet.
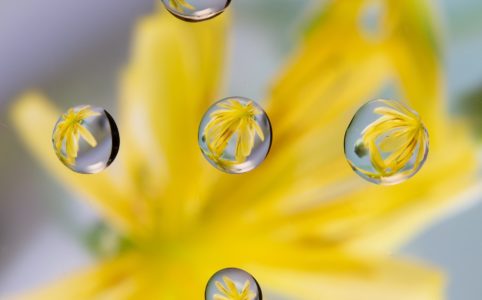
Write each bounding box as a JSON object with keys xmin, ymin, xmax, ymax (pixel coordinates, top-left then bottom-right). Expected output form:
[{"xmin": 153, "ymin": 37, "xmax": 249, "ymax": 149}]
[
  {"xmin": 205, "ymin": 268, "xmax": 262, "ymax": 300},
  {"xmin": 198, "ymin": 97, "xmax": 272, "ymax": 174},
  {"xmin": 52, "ymin": 105, "xmax": 120, "ymax": 174},
  {"xmin": 344, "ymin": 99, "xmax": 429, "ymax": 185},
  {"xmin": 161, "ymin": 0, "xmax": 231, "ymax": 22}
]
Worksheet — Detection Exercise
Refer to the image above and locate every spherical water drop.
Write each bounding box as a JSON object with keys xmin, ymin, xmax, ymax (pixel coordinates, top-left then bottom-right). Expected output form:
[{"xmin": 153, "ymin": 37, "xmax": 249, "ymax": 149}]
[
  {"xmin": 205, "ymin": 268, "xmax": 262, "ymax": 300},
  {"xmin": 198, "ymin": 97, "xmax": 272, "ymax": 174},
  {"xmin": 161, "ymin": 0, "xmax": 231, "ymax": 22},
  {"xmin": 344, "ymin": 99, "xmax": 429, "ymax": 185},
  {"xmin": 52, "ymin": 105, "xmax": 120, "ymax": 174}
]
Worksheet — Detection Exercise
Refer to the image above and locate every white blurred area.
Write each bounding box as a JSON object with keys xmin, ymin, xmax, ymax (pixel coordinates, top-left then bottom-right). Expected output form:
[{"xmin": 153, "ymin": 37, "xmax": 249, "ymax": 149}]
[{"xmin": 0, "ymin": 0, "xmax": 481, "ymax": 299}]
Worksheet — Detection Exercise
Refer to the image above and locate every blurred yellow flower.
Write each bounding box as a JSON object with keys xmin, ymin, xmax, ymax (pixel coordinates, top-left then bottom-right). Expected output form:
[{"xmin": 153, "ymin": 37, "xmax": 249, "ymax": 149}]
[
  {"xmin": 204, "ymin": 99, "xmax": 265, "ymax": 163},
  {"xmin": 9, "ymin": 0, "xmax": 479, "ymax": 299},
  {"xmin": 52, "ymin": 105, "xmax": 100, "ymax": 166},
  {"xmin": 214, "ymin": 277, "xmax": 255, "ymax": 300}
]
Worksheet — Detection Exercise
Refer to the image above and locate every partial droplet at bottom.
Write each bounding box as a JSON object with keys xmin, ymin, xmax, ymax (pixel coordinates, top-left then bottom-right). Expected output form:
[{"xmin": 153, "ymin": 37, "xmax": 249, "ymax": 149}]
[
  {"xmin": 344, "ymin": 99, "xmax": 429, "ymax": 185},
  {"xmin": 52, "ymin": 105, "xmax": 120, "ymax": 174},
  {"xmin": 161, "ymin": 0, "xmax": 231, "ymax": 22},
  {"xmin": 198, "ymin": 97, "xmax": 272, "ymax": 174},
  {"xmin": 205, "ymin": 268, "xmax": 262, "ymax": 300}
]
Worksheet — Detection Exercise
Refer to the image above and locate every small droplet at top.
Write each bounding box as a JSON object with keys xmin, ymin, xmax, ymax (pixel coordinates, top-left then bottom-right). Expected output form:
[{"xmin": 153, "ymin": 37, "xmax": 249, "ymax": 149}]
[
  {"xmin": 344, "ymin": 99, "xmax": 429, "ymax": 185},
  {"xmin": 161, "ymin": 0, "xmax": 231, "ymax": 22},
  {"xmin": 52, "ymin": 105, "xmax": 120, "ymax": 174},
  {"xmin": 198, "ymin": 97, "xmax": 272, "ymax": 174},
  {"xmin": 205, "ymin": 268, "xmax": 262, "ymax": 300}
]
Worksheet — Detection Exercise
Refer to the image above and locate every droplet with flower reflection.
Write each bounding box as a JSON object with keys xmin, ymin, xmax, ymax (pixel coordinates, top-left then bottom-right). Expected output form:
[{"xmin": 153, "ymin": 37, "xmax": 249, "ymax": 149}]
[
  {"xmin": 205, "ymin": 268, "xmax": 262, "ymax": 300},
  {"xmin": 198, "ymin": 97, "xmax": 272, "ymax": 174},
  {"xmin": 52, "ymin": 105, "xmax": 120, "ymax": 174},
  {"xmin": 344, "ymin": 99, "xmax": 429, "ymax": 185},
  {"xmin": 161, "ymin": 0, "xmax": 231, "ymax": 22}
]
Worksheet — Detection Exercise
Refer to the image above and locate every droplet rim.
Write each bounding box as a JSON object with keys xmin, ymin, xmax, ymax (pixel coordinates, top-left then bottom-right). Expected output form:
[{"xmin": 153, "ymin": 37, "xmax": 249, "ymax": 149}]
[
  {"xmin": 204, "ymin": 267, "xmax": 263, "ymax": 300},
  {"xmin": 163, "ymin": 0, "xmax": 232, "ymax": 22},
  {"xmin": 198, "ymin": 96, "xmax": 273, "ymax": 175},
  {"xmin": 343, "ymin": 99, "xmax": 429, "ymax": 185},
  {"xmin": 52, "ymin": 105, "xmax": 120, "ymax": 174}
]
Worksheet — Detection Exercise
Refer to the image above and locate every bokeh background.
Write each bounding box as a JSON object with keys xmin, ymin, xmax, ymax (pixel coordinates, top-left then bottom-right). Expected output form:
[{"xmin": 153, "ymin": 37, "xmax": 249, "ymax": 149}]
[{"xmin": 0, "ymin": 0, "xmax": 481, "ymax": 299}]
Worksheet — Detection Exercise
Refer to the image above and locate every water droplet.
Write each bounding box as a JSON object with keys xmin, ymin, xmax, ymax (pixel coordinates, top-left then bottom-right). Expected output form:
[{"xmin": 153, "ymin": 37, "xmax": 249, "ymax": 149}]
[
  {"xmin": 52, "ymin": 105, "xmax": 120, "ymax": 174},
  {"xmin": 198, "ymin": 97, "xmax": 272, "ymax": 174},
  {"xmin": 344, "ymin": 99, "xmax": 429, "ymax": 185},
  {"xmin": 205, "ymin": 268, "xmax": 262, "ymax": 300},
  {"xmin": 161, "ymin": 0, "xmax": 231, "ymax": 22}
]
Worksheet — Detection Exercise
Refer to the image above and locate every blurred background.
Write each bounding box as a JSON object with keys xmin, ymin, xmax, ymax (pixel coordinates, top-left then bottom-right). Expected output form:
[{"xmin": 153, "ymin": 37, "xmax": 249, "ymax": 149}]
[{"xmin": 0, "ymin": 0, "xmax": 481, "ymax": 299}]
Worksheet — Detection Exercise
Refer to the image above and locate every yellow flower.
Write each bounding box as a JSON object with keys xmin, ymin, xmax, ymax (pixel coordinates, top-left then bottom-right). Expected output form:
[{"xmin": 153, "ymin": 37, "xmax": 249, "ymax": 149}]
[
  {"xmin": 52, "ymin": 105, "xmax": 100, "ymax": 166},
  {"xmin": 354, "ymin": 100, "xmax": 428, "ymax": 179},
  {"xmin": 214, "ymin": 277, "xmax": 255, "ymax": 300},
  {"xmin": 203, "ymin": 99, "xmax": 265, "ymax": 163},
  {"xmin": 168, "ymin": 0, "xmax": 194, "ymax": 12},
  {"xmin": 8, "ymin": 0, "xmax": 479, "ymax": 299}
]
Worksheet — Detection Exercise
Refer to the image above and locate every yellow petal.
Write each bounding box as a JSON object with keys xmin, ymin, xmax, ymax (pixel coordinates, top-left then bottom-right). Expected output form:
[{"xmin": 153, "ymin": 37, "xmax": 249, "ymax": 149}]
[
  {"xmin": 378, "ymin": 128, "xmax": 413, "ymax": 152},
  {"xmin": 169, "ymin": 0, "xmax": 195, "ymax": 12},
  {"xmin": 123, "ymin": 11, "xmax": 228, "ymax": 234},
  {"xmin": 76, "ymin": 105, "xmax": 101, "ymax": 120},
  {"xmin": 177, "ymin": 0, "xmax": 194, "ymax": 10},
  {"xmin": 65, "ymin": 129, "xmax": 80, "ymax": 160},
  {"xmin": 361, "ymin": 140, "xmax": 384, "ymax": 175},
  {"xmin": 240, "ymin": 280, "xmax": 252, "ymax": 299},
  {"xmin": 252, "ymin": 120, "xmax": 265, "ymax": 142},
  {"xmin": 53, "ymin": 124, "xmax": 71, "ymax": 156},
  {"xmin": 384, "ymin": 0, "xmax": 443, "ymax": 135},
  {"xmin": 235, "ymin": 119, "xmax": 255, "ymax": 162},
  {"xmin": 215, "ymin": 280, "xmax": 229, "ymax": 295},
  {"xmin": 77, "ymin": 124, "xmax": 98, "ymax": 148},
  {"xmin": 224, "ymin": 276, "xmax": 238, "ymax": 294},
  {"xmin": 251, "ymin": 256, "xmax": 444, "ymax": 300}
]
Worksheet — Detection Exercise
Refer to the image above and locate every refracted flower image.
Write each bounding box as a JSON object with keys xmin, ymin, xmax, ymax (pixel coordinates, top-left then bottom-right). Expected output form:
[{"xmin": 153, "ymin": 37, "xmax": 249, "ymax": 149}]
[
  {"xmin": 214, "ymin": 278, "xmax": 254, "ymax": 300},
  {"xmin": 53, "ymin": 106, "xmax": 100, "ymax": 166},
  {"xmin": 213, "ymin": 278, "xmax": 255, "ymax": 300},
  {"xmin": 1, "ymin": 0, "xmax": 482, "ymax": 299},
  {"xmin": 205, "ymin": 268, "xmax": 261, "ymax": 300},
  {"xmin": 52, "ymin": 105, "xmax": 120, "ymax": 174},
  {"xmin": 344, "ymin": 99, "xmax": 429, "ymax": 185},
  {"xmin": 199, "ymin": 97, "xmax": 272, "ymax": 174}
]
